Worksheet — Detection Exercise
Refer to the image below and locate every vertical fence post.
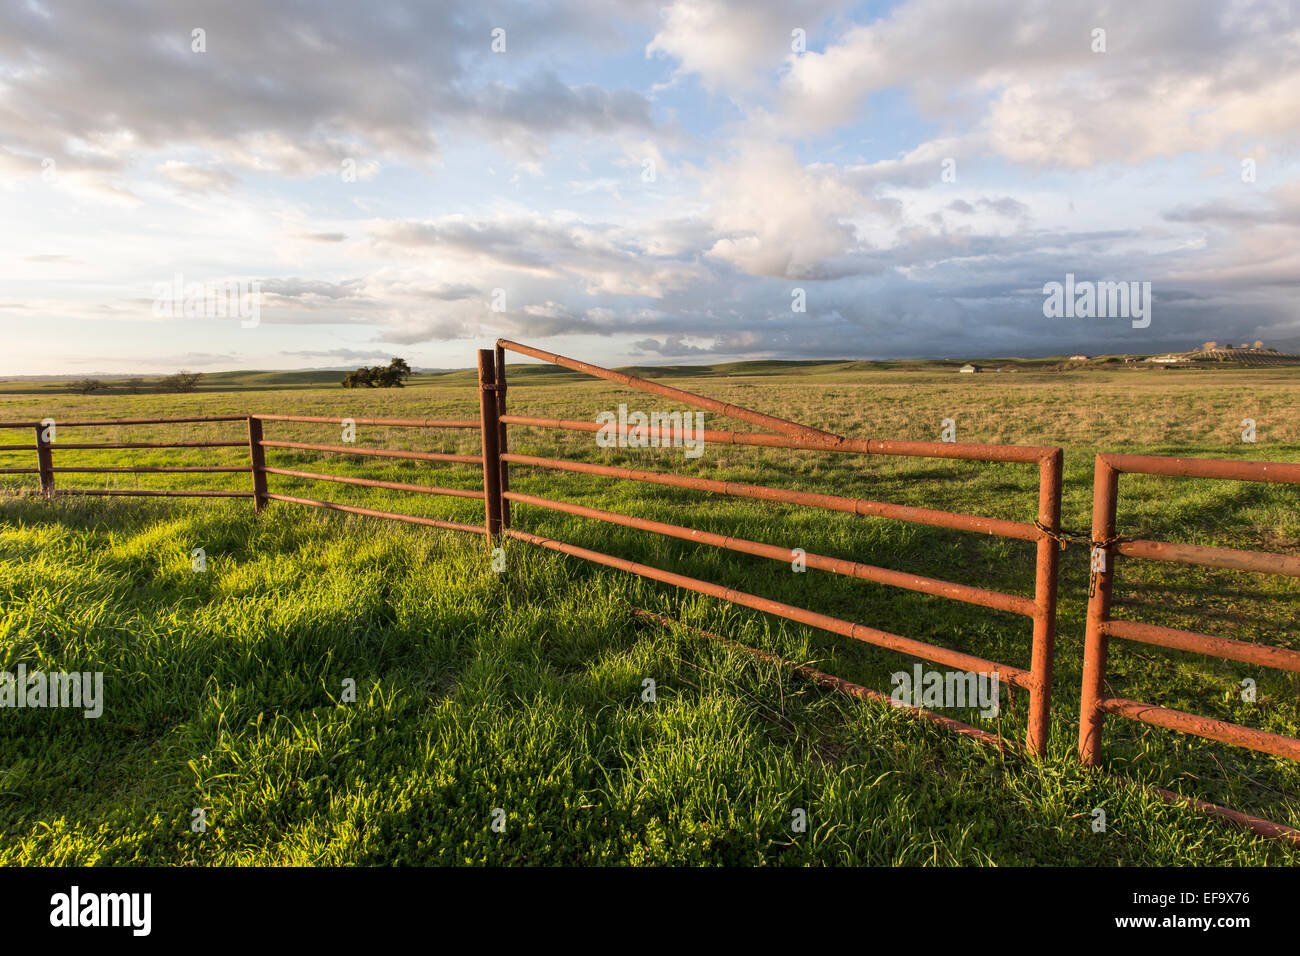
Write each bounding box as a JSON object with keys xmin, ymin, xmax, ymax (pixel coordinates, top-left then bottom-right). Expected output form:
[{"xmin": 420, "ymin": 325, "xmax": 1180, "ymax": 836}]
[
  {"xmin": 494, "ymin": 344, "xmax": 510, "ymax": 529},
  {"xmin": 1079, "ymin": 455, "xmax": 1120, "ymax": 766},
  {"xmin": 478, "ymin": 349, "xmax": 503, "ymax": 538},
  {"xmin": 1026, "ymin": 448, "xmax": 1062, "ymax": 756},
  {"xmin": 247, "ymin": 416, "xmax": 268, "ymax": 513},
  {"xmin": 34, "ymin": 422, "xmax": 54, "ymax": 499}
]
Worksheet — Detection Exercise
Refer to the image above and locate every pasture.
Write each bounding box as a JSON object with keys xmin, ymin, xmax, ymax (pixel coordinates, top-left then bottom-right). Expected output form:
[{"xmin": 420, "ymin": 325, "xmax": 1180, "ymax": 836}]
[{"xmin": 0, "ymin": 361, "xmax": 1297, "ymax": 865}]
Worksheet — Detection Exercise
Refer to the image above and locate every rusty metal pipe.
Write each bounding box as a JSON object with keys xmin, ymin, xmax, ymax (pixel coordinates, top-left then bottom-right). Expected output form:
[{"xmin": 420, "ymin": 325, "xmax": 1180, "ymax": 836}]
[
  {"xmin": 254, "ymin": 415, "xmax": 479, "ymax": 428},
  {"xmin": 506, "ymin": 490, "xmax": 1035, "ymax": 615},
  {"xmin": 51, "ymin": 466, "xmax": 248, "ymax": 473},
  {"xmin": 54, "ymin": 489, "xmax": 252, "ymax": 498},
  {"xmin": 263, "ymin": 467, "xmax": 484, "ymax": 498},
  {"xmin": 1026, "ymin": 448, "xmax": 1062, "ymax": 757},
  {"xmin": 1078, "ymin": 455, "xmax": 1120, "ymax": 766},
  {"xmin": 265, "ymin": 492, "xmax": 486, "ymax": 534},
  {"xmin": 52, "ymin": 441, "xmax": 245, "ymax": 449},
  {"xmin": 39, "ymin": 416, "xmax": 248, "ymax": 426},
  {"xmin": 495, "ymin": 344, "xmax": 511, "ymax": 529},
  {"xmin": 505, "ymin": 527, "xmax": 1035, "ymax": 688},
  {"xmin": 1101, "ymin": 452, "xmax": 1300, "ymax": 484},
  {"xmin": 1103, "ymin": 619, "xmax": 1300, "ymax": 673},
  {"xmin": 1147, "ymin": 786, "xmax": 1300, "ymax": 849},
  {"xmin": 861, "ymin": 438, "xmax": 1055, "ymax": 464},
  {"xmin": 477, "ymin": 349, "xmax": 504, "ymax": 538},
  {"xmin": 503, "ymin": 452, "xmax": 1040, "ymax": 541},
  {"xmin": 1, "ymin": 406, "xmax": 1054, "ymax": 466},
  {"xmin": 1098, "ymin": 695, "xmax": 1300, "ymax": 761},
  {"xmin": 1117, "ymin": 538, "xmax": 1300, "ymax": 578},
  {"xmin": 497, "ymin": 338, "xmax": 845, "ymax": 445},
  {"xmin": 501, "ymin": 415, "xmax": 787, "ymax": 448},
  {"xmin": 259, "ymin": 440, "xmax": 480, "ymax": 465},
  {"xmin": 500, "ymin": 414, "xmax": 1050, "ymax": 463}
]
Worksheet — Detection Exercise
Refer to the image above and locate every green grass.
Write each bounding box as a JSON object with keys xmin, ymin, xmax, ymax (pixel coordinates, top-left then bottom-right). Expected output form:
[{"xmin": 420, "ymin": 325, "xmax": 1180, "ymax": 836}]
[{"xmin": 0, "ymin": 366, "xmax": 1297, "ymax": 864}]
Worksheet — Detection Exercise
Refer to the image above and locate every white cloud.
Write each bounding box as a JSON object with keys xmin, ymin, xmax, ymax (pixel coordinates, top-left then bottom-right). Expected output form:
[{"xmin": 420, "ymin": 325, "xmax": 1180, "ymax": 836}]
[
  {"xmin": 779, "ymin": 0, "xmax": 1300, "ymax": 164},
  {"xmin": 703, "ymin": 142, "xmax": 896, "ymax": 278},
  {"xmin": 647, "ymin": 0, "xmax": 844, "ymax": 93},
  {"xmin": 0, "ymin": 0, "xmax": 658, "ymax": 185},
  {"xmin": 157, "ymin": 161, "xmax": 238, "ymax": 193}
]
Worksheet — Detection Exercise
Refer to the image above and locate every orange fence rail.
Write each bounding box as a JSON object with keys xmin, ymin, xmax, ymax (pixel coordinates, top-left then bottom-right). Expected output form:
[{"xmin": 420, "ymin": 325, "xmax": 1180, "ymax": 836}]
[
  {"xmin": 6, "ymin": 346, "xmax": 1300, "ymax": 847},
  {"xmin": 0, "ymin": 411, "xmax": 487, "ymax": 534},
  {"xmin": 0, "ymin": 415, "xmax": 253, "ymax": 498},
  {"xmin": 492, "ymin": 340, "xmax": 1064, "ymax": 755},
  {"xmin": 1079, "ymin": 451, "xmax": 1300, "ymax": 847}
]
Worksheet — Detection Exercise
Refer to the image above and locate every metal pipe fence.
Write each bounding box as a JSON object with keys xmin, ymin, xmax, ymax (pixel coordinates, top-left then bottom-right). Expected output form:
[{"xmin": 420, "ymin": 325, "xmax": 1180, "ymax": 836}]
[
  {"xmin": 1079, "ymin": 451, "xmax": 1300, "ymax": 847},
  {"xmin": 4, "ymin": 343, "xmax": 1298, "ymax": 846},
  {"xmin": 0, "ymin": 411, "xmax": 485, "ymax": 528},
  {"xmin": 492, "ymin": 339, "xmax": 1063, "ymax": 756},
  {"xmin": 0, "ymin": 347, "xmax": 1067, "ymax": 757}
]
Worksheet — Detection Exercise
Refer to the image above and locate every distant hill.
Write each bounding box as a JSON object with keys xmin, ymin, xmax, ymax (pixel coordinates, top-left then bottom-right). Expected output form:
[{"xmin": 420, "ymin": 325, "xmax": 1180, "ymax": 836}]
[
  {"xmin": 2, "ymin": 351, "xmax": 1297, "ymax": 396},
  {"xmin": 0, "ymin": 367, "xmax": 471, "ymax": 395},
  {"xmin": 1182, "ymin": 347, "xmax": 1300, "ymax": 367}
]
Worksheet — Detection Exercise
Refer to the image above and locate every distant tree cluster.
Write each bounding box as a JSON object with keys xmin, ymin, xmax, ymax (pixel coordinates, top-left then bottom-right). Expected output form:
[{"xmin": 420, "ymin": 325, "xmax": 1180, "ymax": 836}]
[
  {"xmin": 66, "ymin": 371, "xmax": 202, "ymax": 395},
  {"xmin": 341, "ymin": 358, "xmax": 411, "ymax": 388},
  {"xmin": 158, "ymin": 370, "xmax": 203, "ymax": 393}
]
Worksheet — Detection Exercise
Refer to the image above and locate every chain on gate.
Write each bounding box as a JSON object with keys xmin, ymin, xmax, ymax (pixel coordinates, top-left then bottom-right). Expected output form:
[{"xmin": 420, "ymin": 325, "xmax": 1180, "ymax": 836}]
[{"xmin": 1033, "ymin": 520, "xmax": 1130, "ymax": 598}]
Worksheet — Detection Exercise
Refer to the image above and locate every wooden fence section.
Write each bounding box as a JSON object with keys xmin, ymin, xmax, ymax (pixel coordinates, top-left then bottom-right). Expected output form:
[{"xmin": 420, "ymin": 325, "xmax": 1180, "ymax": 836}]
[{"xmin": 1079, "ymin": 452, "xmax": 1300, "ymax": 847}]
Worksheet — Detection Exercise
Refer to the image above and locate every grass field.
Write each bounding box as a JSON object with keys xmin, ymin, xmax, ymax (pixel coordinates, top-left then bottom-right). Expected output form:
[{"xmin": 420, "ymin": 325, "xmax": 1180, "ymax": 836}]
[{"xmin": 1, "ymin": 361, "xmax": 1297, "ymax": 865}]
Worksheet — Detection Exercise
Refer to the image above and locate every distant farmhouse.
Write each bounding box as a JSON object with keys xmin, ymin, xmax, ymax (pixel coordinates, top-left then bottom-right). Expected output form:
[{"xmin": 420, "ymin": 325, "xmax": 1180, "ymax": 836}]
[
  {"xmin": 955, "ymin": 346, "xmax": 1298, "ymax": 374},
  {"xmin": 1182, "ymin": 343, "xmax": 1299, "ymax": 367},
  {"xmin": 1146, "ymin": 343, "xmax": 1300, "ymax": 368}
]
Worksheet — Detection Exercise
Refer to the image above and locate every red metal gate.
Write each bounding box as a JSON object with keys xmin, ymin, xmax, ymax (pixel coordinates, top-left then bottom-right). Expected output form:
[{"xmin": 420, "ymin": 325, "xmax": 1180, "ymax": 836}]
[
  {"xmin": 1079, "ymin": 452, "xmax": 1300, "ymax": 846},
  {"xmin": 0, "ymin": 412, "xmax": 488, "ymax": 534},
  {"xmin": 490, "ymin": 340, "xmax": 1064, "ymax": 754},
  {"xmin": 0, "ymin": 347, "xmax": 1065, "ymax": 757},
  {"xmin": 9, "ymin": 345, "xmax": 1300, "ymax": 846}
]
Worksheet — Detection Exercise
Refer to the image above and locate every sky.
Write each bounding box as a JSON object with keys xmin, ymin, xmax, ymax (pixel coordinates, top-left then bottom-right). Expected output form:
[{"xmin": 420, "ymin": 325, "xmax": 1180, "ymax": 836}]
[{"xmin": 2, "ymin": 0, "xmax": 1298, "ymax": 375}]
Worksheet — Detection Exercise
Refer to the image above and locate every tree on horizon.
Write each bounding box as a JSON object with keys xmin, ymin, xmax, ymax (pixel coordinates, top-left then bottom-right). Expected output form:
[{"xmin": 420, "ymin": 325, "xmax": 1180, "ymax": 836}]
[{"xmin": 342, "ymin": 357, "xmax": 411, "ymax": 388}]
